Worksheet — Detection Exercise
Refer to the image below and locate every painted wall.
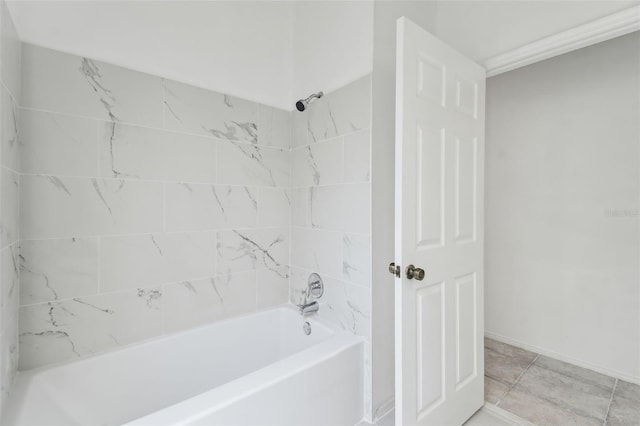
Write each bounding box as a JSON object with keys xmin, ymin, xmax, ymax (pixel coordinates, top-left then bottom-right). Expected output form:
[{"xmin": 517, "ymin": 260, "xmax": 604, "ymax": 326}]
[
  {"xmin": 0, "ymin": 0, "xmax": 21, "ymax": 417},
  {"xmin": 292, "ymin": 1, "xmax": 373, "ymax": 104},
  {"xmin": 370, "ymin": 2, "xmax": 437, "ymax": 420},
  {"xmin": 485, "ymin": 33, "xmax": 640, "ymax": 382},
  {"xmin": 18, "ymin": 44, "xmax": 291, "ymax": 370},
  {"xmin": 7, "ymin": 1, "xmax": 293, "ymax": 110}
]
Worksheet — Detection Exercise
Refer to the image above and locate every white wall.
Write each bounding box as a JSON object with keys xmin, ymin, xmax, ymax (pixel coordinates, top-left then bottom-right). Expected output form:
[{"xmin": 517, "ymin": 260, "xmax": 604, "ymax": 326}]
[
  {"xmin": 370, "ymin": 2, "xmax": 437, "ymax": 420},
  {"xmin": 292, "ymin": 1, "xmax": 373, "ymax": 101},
  {"xmin": 7, "ymin": 1, "xmax": 293, "ymax": 110},
  {"xmin": 485, "ymin": 32, "xmax": 640, "ymax": 382}
]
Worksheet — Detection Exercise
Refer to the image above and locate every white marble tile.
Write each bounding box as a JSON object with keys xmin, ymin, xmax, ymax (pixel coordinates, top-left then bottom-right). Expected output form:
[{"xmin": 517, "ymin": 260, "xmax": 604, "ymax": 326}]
[
  {"xmin": 100, "ymin": 232, "xmax": 215, "ymax": 292},
  {"xmin": 21, "ymin": 175, "xmax": 164, "ymax": 239},
  {"xmin": 20, "ymin": 238, "xmax": 99, "ymax": 305},
  {"xmin": 19, "ymin": 287, "xmax": 163, "ymax": 370},
  {"xmin": 257, "ymin": 104, "xmax": 291, "ymax": 149},
  {"xmin": 321, "ymin": 275, "xmax": 371, "ymax": 339},
  {"xmin": 257, "ymin": 267, "xmax": 289, "ymax": 309},
  {"xmin": 217, "ymin": 228, "xmax": 289, "ymax": 276},
  {"xmin": 165, "ymin": 183, "xmax": 257, "ymax": 232},
  {"xmin": 343, "ymin": 130, "xmax": 370, "ymax": 183},
  {"xmin": 20, "ymin": 109, "xmax": 99, "ymax": 177},
  {"xmin": 1, "ymin": 244, "xmax": 19, "ymax": 334},
  {"xmin": 343, "ymin": 233, "xmax": 371, "ymax": 287},
  {"xmin": 299, "ymin": 76, "xmax": 371, "ymax": 145},
  {"xmin": 1, "ymin": 86, "xmax": 19, "ymax": 172},
  {"xmin": 290, "ymin": 269, "xmax": 370, "ymax": 339},
  {"xmin": 217, "ymin": 142, "xmax": 290, "ymax": 187},
  {"xmin": 0, "ymin": 325, "xmax": 18, "ymax": 409},
  {"xmin": 291, "ymin": 108, "xmax": 308, "ymax": 147},
  {"xmin": 290, "ymin": 227, "xmax": 342, "ymax": 278},
  {"xmin": 310, "ymin": 183, "xmax": 370, "ymax": 234},
  {"xmin": 21, "ymin": 44, "xmax": 163, "ymax": 127},
  {"xmin": 257, "ymin": 187, "xmax": 290, "ymax": 228},
  {"xmin": 0, "ymin": 0, "xmax": 20, "ymax": 101},
  {"xmin": 163, "ymin": 272, "xmax": 256, "ymax": 333},
  {"xmin": 1, "ymin": 167, "xmax": 19, "ymax": 247},
  {"xmin": 292, "ymin": 137, "xmax": 343, "ymax": 186},
  {"xmin": 291, "ymin": 188, "xmax": 310, "ymax": 227},
  {"xmin": 164, "ymin": 79, "xmax": 257, "ymax": 142},
  {"xmin": 99, "ymin": 122, "xmax": 216, "ymax": 182}
]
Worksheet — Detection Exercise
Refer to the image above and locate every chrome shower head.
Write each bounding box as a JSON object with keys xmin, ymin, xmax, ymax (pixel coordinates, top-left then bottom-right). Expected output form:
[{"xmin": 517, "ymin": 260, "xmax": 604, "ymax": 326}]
[{"xmin": 296, "ymin": 91, "xmax": 323, "ymax": 112}]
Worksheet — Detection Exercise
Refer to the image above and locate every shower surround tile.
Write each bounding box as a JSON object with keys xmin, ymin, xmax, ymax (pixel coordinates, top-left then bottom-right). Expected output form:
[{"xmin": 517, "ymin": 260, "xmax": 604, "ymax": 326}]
[
  {"xmin": 1, "ymin": 168, "xmax": 19, "ymax": 247},
  {"xmin": 20, "ymin": 238, "xmax": 99, "ymax": 305},
  {"xmin": 1, "ymin": 85, "xmax": 20, "ymax": 172},
  {"xmin": 164, "ymin": 79, "xmax": 257, "ymax": 142},
  {"xmin": 99, "ymin": 122, "xmax": 217, "ymax": 182},
  {"xmin": 163, "ymin": 272, "xmax": 256, "ymax": 334},
  {"xmin": 293, "ymin": 76, "xmax": 371, "ymax": 146},
  {"xmin": 0, "ymin": 0, "xmax": 20, "ymax": 411},
  {"xmin": 165, "ymin": 183, "xmax": 257, "ymax": 232},
  {"xmin": 290, "ymin": 227, "xmax": 342, "ymax": 278},
  {"xmin": 216, "ymin": 228, "xmax": 289, "ymax": 277},
  {"xmin": 257, "ymin": 104, "xmax": 291, "ymax": 149},
  {"xmin": 21, "ymin": 175, "xmax": 164, "ymax": 239},
  {"xmin": 290, "ymin": 268, "xmax": 370, "ymax": 338},
  {"xmin": 310, "ymin": 183, "xmax": 370, "ymax": 234},
  {"xmin": 257, "ymin": 187, "xmax": 290, "ymax": 228},
  {"xmin": 292, "ymin": 137, "xmax": 344, "ymax": 186},
  {"xmin": 343, "ymin": 233, "xmax": 371, "ymax": 287},
  {"xmin": 19, "ymin": 109, "xmax": 99, "ymax": 177},
  {"xmin": 217, "ymin": 142, "xmax": 290, "ymax": 187},
  {"xmin": 100, "ymin": 232, "xmax": 216, "ymax": 292},
  {"xmin": 19, "ymin": 287, "xmax": 163, "ymax": 370},
  {"xmin": 21, "ymin": 44, "xmax": 163, "ymax": 127},
  {"xmin": 343, "ymin": 130, "xmax": 370, "ymax": 183}
]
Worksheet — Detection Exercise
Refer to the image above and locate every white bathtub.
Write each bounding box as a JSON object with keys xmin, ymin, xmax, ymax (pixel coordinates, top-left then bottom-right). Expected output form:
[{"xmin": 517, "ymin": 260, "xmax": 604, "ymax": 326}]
[{"xmin": 5, "ymin": 306, "xmax": 364, "ymax": 426}]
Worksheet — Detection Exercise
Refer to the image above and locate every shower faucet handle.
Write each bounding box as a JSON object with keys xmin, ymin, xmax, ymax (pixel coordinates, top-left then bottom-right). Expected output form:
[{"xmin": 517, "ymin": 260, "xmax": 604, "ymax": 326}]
[{"xmin": 307, "ymin": 273, "xmax": 324, "ymax": 298}]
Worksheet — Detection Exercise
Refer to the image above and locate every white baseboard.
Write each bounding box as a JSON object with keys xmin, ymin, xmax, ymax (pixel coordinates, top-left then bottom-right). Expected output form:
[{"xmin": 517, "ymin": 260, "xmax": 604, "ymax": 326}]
[
  {"xmin": 481, "ymin": 404, "xmax": 535, "ymax": 426},
  {"xmin": 485, "ymin": 331, "xmax": 640, "ymax": 385}
]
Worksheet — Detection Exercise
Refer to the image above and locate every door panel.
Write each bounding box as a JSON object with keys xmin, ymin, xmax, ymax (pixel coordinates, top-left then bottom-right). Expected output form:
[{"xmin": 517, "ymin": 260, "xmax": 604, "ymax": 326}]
[{"xmin": 395, "ymin": 17, "xmax": 486, "ymax": 426}]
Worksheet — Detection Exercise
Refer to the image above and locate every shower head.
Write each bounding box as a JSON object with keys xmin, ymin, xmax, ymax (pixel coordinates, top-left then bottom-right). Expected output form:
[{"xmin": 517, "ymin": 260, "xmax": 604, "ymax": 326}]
[{"xmin": 296, "ymin": 91, "xmax": 323, "ymax": 112}]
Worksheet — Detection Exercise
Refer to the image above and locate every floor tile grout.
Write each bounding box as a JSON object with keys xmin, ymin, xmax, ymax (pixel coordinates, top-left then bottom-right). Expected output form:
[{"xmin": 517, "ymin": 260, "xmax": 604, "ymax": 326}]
[
  {"xmin": 496, "ymin": 353, "xmax": 539, "ymax": 407},
  {"xmin": 602, "ymin": 378, "xmax": 618, "ymax": 426}
]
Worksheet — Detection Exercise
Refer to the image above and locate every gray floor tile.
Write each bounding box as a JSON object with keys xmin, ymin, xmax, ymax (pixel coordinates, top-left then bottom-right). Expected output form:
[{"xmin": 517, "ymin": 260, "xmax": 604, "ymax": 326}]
[
  {"xmin": 486, "ymin": 376, "xmax": 511, "ymax": 404},
  {"xmin": 534, "ymin": 356, "xmax": 615, "ymax": 390},
  {"xmin": 615, "ymin": 380, "xmax": 640, "ymax": 402},
  {"xmin": 514, "ymin": 364, "xmax": 611, "ymax": 421},
  {"xmin": 485, "ymin": 338, "xmax": 537, "ymax": 363},
  {"xmin": 485, "ymin": 347, "xmax": 534, "ymax": 386},
  {"xmin": 606, "ymin": 392, "xmax": 640, "ymax": 426},
  {"xmin": 499, "ymin": 389, "xmax": 602, "ymax": 426}
]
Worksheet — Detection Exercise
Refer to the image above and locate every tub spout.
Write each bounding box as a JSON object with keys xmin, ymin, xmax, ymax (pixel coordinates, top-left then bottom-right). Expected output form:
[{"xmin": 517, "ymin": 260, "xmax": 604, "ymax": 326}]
[{"xmin": 298, "ymin": 301, "xmax": 319, "ymax": 316}]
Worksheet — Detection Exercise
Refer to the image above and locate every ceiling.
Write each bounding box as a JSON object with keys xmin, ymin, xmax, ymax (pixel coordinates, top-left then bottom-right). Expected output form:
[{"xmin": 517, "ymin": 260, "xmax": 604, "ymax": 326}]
[{"xmin": 6, "ymin": 0, "xmax": 639, "ymax": 109}]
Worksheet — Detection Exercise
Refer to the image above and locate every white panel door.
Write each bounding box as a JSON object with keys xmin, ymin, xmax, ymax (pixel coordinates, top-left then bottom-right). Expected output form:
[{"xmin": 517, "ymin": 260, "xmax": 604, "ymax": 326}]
[{"xmin": 394, "ymin": 17, "xmax": 486, "ymax": 426}]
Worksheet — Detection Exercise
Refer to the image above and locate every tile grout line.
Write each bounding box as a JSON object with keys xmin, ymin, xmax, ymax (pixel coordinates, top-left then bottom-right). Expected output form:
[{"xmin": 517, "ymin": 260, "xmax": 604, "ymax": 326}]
[
  {"xmin": 496, "ymin": 353, "xmax": 540, "ymax": 407},
  {"xmin": 602, "ymin": 378, "xmax": 618, "ymax": 426}
]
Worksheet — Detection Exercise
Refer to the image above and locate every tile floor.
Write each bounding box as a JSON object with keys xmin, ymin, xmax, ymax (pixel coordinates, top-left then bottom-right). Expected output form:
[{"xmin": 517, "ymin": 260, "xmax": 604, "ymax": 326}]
[
  {"xmin": 358, "ymin": 338, "xmax": 640, "ymax": 426},
  {"xmin": 485, "ymin": 337, "xmax": 640, "ymax": 426}
]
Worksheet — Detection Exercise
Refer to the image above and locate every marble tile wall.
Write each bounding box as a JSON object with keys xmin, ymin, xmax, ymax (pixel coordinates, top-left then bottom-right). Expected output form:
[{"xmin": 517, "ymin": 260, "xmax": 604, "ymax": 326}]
[
  {"xmin": 0, "ymin": 1, "xmax": 21, "ymax": 414},
  {"xmin": 289, "ymin": 75, "xmax": 372, "ymax": 415},
  {"xmin": 0, "ymin": 0, "xmax": 21, "ymax": 417},
  {"xmin": 18, "ymin": 43, "xmax": 292, "ymax": 370}
]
